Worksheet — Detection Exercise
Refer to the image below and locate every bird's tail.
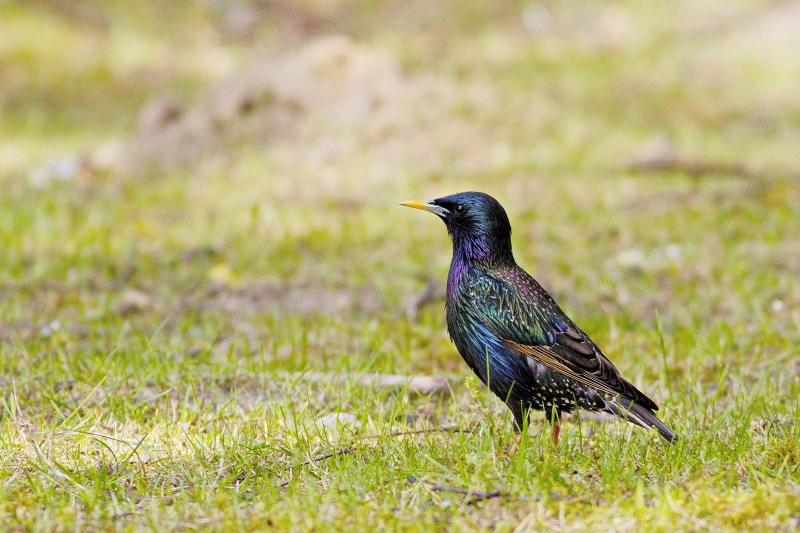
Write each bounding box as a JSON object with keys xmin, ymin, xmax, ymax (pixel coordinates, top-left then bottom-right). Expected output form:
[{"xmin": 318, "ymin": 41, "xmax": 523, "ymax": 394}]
[{"xmin": 605, "ymin": 399, "xmax": 678, "ymax": 444}]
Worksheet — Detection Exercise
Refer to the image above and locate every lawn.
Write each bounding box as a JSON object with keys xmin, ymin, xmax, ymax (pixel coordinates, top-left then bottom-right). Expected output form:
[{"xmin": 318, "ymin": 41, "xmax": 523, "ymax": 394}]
[{"xmin": 1, "ymin": 0, "xmax": 799, "ymax": 531}]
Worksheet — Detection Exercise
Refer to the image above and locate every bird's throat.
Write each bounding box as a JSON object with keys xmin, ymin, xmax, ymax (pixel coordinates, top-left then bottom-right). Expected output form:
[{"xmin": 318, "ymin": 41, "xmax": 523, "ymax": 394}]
[{"xmin": 446, "ymin": 232, "xmax": 514, "ymax": 298}]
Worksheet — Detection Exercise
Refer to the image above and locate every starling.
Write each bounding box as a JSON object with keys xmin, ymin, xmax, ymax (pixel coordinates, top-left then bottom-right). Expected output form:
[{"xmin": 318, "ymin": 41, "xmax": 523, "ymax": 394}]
[{"xmin": 400, "ymin": 192, "xmax": 676, "ymax": 444}]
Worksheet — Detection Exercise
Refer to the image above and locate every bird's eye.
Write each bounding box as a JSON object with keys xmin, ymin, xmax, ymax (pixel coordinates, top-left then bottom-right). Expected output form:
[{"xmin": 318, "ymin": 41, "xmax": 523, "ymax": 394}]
[{"xmin": 455, "ymin": 204, "xmax": 465, "ymax": 214}]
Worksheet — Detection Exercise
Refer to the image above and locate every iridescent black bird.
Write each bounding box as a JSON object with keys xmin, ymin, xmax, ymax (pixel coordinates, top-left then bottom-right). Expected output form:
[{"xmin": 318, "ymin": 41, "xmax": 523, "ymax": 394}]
[{"xmin": 401, "ymin": 192, "xmax": 676, "ymax": 445}]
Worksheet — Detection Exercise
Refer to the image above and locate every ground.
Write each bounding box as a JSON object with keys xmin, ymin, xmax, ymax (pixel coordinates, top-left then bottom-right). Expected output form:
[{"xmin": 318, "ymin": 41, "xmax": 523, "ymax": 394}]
[{"xmin": 1, "ymin": 0, "xmax": 799, "ymax": 531}]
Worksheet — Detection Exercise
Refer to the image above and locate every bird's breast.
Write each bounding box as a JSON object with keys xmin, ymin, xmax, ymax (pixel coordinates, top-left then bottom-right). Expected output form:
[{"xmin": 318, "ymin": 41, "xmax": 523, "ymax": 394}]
[
  {"xmin": 446, "ymin": 259, "xmax": 469, "ymax": 300},
  {"xmin": 446, "ymin": 301, "xmax": 535, "ymax": 396}
]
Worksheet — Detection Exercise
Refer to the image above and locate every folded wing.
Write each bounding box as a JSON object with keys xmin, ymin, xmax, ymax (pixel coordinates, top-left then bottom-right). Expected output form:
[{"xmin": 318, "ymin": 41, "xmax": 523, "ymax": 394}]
[{"xmin": 460, "ymin": 268, "xmax": 658, "ymax": 411}]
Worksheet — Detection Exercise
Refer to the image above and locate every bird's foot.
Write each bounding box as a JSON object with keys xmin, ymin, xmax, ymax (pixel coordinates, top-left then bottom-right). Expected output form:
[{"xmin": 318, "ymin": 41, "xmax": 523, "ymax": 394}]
[
  {"xmin": 552, "ymin": 422, "xmax": 560, "ymax": 448},
  {"xmin": 509, "ymin": 433, "xmax": 523, "ymax": 455}
]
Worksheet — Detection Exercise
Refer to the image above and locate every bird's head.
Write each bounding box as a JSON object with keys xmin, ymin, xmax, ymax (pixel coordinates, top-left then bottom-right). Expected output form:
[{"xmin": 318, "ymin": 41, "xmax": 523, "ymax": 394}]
[{"xmin": 400, "ymin": 191, "xmax": 514, "ymax": 264}]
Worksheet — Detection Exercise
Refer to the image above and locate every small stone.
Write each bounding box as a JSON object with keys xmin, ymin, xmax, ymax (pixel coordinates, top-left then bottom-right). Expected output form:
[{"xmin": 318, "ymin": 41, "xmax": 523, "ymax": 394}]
[
  {"xmin": 28, "ymin": 154, "xmax": 87, "ymax": 188},
  {"xmin": 616, "ymin": 248, "xmax": 647, "ymax": 270},
  {"xmin": 119, "ymin": 289, "xmax": 152, "ymax": 315},
  {"xmin": 632, "ymin": 133, "xmax": 679, "ymax": 170},
  {"xmin": 40, "ymin": 320, "xmax": 62, "ymax": 337},
  {"xmin": 316, "ymin": 412, "xmax": 361, "ymax": 434}
]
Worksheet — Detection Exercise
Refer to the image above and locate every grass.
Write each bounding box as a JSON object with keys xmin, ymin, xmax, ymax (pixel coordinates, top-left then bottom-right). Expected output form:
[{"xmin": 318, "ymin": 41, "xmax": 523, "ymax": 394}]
[{"xmin": 1, "ymin": 0, "xmax": 800, "ymax": 531}]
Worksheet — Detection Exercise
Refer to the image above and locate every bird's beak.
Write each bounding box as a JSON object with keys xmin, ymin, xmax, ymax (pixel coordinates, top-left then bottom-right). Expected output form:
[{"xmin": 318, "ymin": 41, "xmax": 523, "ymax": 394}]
[{"xmin": 399, "ymin": 199, "xmax": 449, "ymax": 218}]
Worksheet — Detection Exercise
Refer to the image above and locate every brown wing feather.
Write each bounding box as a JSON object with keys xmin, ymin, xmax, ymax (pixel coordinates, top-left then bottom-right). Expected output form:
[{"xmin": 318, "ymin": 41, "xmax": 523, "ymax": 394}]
[{"xmin": 500, "ymin": 330, "xmax": 659, "ymax": 411}]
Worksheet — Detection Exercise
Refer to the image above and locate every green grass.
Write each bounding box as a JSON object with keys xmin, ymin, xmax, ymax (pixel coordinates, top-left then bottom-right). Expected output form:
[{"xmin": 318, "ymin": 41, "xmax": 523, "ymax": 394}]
[{"xmin": 1, "ymin": 0, "xmax": 799, "ymax": 531}]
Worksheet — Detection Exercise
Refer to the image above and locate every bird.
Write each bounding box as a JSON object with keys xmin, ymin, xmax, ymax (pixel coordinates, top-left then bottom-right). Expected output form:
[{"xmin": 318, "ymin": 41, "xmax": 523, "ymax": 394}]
[{"xmin": 400, "ymin": 192, "xmax": 677, "ymax": 445}]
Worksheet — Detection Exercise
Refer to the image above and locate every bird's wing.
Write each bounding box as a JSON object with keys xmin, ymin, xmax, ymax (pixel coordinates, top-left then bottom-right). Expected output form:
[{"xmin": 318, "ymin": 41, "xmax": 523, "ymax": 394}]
[{"xmin": 461, "ymin": 268, "xmax": 658, "ymax": 410}]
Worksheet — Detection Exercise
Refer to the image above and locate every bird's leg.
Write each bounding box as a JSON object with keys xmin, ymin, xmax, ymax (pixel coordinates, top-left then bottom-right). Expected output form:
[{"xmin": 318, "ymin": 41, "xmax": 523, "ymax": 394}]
[
  {"xmin": 552, "ymin": 420, "xmax": 561, "ymax": 448},
  {"xmin": 508, "ymin": 399, "xmax": 526, "ymax": 432},
  {"xmin": 548, "ymin": 407, "xmax": 561, "ymax": 449},
  {"xmin": 508, "ymin": 399, "xmax": 526, "ymax": 454}
]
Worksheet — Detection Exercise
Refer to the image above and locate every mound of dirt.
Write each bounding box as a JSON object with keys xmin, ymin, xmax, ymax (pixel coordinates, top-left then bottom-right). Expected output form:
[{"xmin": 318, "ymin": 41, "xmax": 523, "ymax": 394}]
[{"xmin": 102, "ymin": 36, "xmax": 498, "ymax": 186}]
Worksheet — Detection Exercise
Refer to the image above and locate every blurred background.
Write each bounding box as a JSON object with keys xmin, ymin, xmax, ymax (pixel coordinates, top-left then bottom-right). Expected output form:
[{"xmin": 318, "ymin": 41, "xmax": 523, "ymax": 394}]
[{"xmin": 1, "ymin": 0, "xmax": 798, "ymax": 379}]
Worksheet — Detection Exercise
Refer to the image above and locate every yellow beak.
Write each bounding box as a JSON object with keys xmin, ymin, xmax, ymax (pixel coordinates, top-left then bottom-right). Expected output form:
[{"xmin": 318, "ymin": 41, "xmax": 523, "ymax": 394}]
[
  {"xmin": 400, "ymin": 198, "xmax": 450, "ymax": 218},
  {"xmin": 399, "ymin": 199, "xmax": 434, "ymax": 212}
]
